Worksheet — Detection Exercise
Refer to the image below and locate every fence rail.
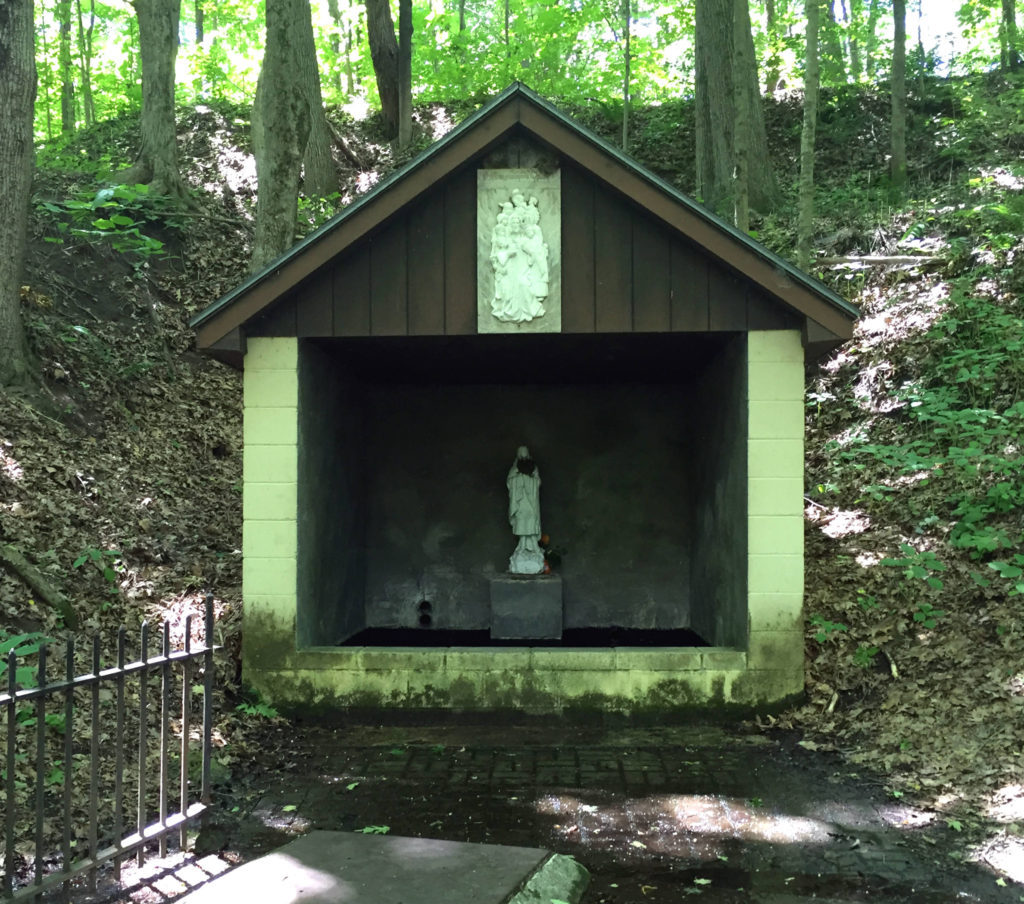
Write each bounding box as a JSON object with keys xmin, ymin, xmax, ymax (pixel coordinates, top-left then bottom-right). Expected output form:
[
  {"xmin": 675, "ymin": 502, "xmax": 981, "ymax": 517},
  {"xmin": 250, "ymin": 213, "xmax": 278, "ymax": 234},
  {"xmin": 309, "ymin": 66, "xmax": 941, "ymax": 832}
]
[{"xmin": 1, "ymin": 595, "xmax": 217, "ymax": 902}]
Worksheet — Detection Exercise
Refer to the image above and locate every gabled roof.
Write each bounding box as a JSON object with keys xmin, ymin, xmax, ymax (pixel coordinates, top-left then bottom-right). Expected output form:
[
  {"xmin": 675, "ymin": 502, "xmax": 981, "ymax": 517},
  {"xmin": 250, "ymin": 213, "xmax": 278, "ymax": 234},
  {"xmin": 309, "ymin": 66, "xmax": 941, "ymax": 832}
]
[{"xmin": 191, "ymin": 82, "xmax": 857, "ymax": 350}]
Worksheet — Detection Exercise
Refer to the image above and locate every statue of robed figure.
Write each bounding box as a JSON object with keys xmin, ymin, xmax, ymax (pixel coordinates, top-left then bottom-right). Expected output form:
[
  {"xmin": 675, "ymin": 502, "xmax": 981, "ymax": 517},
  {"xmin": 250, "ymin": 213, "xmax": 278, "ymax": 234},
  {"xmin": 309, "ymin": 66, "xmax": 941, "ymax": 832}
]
[{"xmin": 506, "ymin": 446, "xmax": 544, "ymax": 574}]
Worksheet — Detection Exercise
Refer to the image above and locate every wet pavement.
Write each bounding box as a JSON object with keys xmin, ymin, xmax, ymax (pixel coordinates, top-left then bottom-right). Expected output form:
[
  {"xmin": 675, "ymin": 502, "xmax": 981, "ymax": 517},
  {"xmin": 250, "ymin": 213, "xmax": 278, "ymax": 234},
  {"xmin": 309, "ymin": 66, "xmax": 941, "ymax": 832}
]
[{"xmin": 201, "ymin": 721, "xmax": 1024, "ymax": 904}]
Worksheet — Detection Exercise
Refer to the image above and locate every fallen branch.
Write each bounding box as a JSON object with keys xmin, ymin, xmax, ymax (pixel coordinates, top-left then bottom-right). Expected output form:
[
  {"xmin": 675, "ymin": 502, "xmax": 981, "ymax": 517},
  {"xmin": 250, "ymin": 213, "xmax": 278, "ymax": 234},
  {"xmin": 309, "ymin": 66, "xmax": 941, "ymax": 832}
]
[
  {"xmin": 819, "ymin": 255, "xmax": 939, "ymax": 266},
  {"xmin": 0, "ymin": 544, "xmax": 78, "ymax": 629},
  {"xmin": 329, "ymin": 122, "xmax": 365, "ymax": 169}
]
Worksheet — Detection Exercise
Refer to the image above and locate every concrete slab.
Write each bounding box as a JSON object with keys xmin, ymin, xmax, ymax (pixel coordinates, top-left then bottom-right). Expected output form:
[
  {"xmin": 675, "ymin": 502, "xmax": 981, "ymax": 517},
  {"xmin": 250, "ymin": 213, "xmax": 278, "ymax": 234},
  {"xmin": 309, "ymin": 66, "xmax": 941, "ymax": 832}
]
[{"xmin": 180, "ymin": 831, "xmax": 557, "ymax": 904}]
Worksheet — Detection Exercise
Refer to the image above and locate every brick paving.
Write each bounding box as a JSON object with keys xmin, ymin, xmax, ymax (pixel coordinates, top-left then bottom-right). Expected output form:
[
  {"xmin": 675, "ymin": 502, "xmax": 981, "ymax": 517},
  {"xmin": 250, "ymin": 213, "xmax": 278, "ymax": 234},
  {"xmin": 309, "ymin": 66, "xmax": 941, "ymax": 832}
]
[{"xmin": 211, "ymin": 722, "xmax": 1021, "ymax": 903}]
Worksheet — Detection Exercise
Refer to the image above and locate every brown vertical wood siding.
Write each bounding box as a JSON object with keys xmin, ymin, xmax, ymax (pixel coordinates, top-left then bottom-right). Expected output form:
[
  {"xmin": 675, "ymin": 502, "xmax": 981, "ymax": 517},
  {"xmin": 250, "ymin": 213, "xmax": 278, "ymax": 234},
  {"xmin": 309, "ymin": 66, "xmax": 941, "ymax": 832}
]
[{"xmin": 247, "ymin": 148, "xmax": 799, "ymax": 339}]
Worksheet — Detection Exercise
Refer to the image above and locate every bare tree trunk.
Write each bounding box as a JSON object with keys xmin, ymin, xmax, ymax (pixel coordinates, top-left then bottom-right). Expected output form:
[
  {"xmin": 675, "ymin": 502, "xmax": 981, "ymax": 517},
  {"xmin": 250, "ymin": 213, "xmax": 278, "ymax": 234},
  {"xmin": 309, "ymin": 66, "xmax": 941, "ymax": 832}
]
[
  {"xmin": 732, "ymin": 0, "xmax": 751, "ymax": 230},
  {"xmin": 117, "ymin": 0, "xmax": 187, "ymax": 200},
  {"xmin": 0, "ymin": 0, "xmax": 37, "ymax": 388},
  {"xmin": 695, "ymin": 0, "xmax": 735, "ymax": 215},
  {"xmin": 622, "ymin": 0, "xmax": 631, "ymax": 151},
  {"xmin": 765, "ymin": 0, "xmax": 782, "ymax": 92},
  {"xmin": 297, "ymin": 0, "xmax": 336, "ymax": 195},
  {"xmin": 848, "ymin": 0, "xmax": 863, "ymax": 79},
  {"xmin": 251, "ymin": 0, "xmax": 311, "ymax": 271},
  {"xmin": 397, "ymin": 0, "xmax": 412, "ymax": 148},
  {"xmin": 1002, "ymin": 0, "xmax": 1020, "ymax": 71},
  {"xmin": 58, "ymin": 0, "xmax": 75, "ymax": 133},
  {"xmin": 195, "ymin": 0, "xmax": 204, "ymax": 42},
  {"xmin": 735, "ymin": 0, "xmax": 778, "ymax": 211},
  {"xmin": 75, "ymin": 0, "xmax": 95, "ymax": 127},
  {"xmin": 459, "ymin": 0, "xmax": 465, "ymax": 30},
  {"xmin": 41, "ymin": 1, "xmax": 53, "ymax": 141},
  {"xmin": 822, "ymin": 0, "xmax": 845, "ymax": 81},
  {"xmin": 890, "ymin": 0, "xmax": 907, "ymax": 191},
  {"xmin": 364, "ymin": 0, "xmax": 399, "ymax": 138},
  {"xmin": 865, "ymin": 0, "xmax": 880, "ymax": 77},
  {"xmin": 798, "ymin": 0, "xmax": 821, "ymax": 270}
]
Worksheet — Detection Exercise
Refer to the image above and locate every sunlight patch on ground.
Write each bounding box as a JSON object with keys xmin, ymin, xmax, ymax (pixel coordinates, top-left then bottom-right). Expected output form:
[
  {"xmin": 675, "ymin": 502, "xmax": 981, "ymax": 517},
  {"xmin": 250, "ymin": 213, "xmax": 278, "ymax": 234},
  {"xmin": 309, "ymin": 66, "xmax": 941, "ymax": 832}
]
[
  {"xmin": 979, "ymin": 168, "xmax": 1024, "ymax": 191},
  {"xmin": 343, "ymin": 97, "xmax": 371, "ymax": 121},
  {"xmin": 807, "ymin": 506, "xmax": 872, "ymax": 539},
  {"xmin": 535, "ymin": 793, "xmax": 834, "ymax": 860},
  {"xmin": 1, "ymin": 441, "xmax": 24, "ymax": 481},
  {"xmin": 427, "ymin": 106, "xmax": 456, "ymax": 141},
  {"xmin": 356, "ymin": 171, "xmax": 381, "ymax": 193}
]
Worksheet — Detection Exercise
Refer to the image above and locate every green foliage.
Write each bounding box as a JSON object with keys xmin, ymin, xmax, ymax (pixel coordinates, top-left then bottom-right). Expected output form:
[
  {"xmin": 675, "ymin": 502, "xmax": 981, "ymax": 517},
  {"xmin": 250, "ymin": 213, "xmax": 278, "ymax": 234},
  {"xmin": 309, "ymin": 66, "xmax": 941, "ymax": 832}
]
[
  {"xmin": 0, "ymin": 632, "xmax": 53, "ymax": 689},
  {"xmin": 852, "ymin": 644, "xmax": 879, "ymax": 668},
  {"xmin": 355, "ymin": 825, "xmax": 390, "ymax": 834},
  {"xmin": 912, "ymin": 602, "xmax": 946, "ymax": 629},
  {"xmin": 35, "ymin": 183, "xmax": 180, "ymax": 262},
  {"xmin": 235, "ymin": 700, "xmax": 280, "ymax": 719},
  {"xmin": 72, "ymin": 547, "xmax": 123, "ymax": 595},
  {"xmin": 810, "ymin": 615, "xmax": 848, "ymax": 642},
  {"xmin": 880, "ymin": 544, "xmax": 946, "ymax": 590}
]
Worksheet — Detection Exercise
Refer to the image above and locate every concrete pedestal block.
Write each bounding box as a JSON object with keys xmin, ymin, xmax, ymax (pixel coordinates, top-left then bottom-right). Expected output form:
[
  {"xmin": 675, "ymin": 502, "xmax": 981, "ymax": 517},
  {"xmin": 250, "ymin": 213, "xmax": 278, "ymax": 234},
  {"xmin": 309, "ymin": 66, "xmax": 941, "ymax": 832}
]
[{"xmin": 490, "ymin": 575, "xmax": 563, "ymax": 639}]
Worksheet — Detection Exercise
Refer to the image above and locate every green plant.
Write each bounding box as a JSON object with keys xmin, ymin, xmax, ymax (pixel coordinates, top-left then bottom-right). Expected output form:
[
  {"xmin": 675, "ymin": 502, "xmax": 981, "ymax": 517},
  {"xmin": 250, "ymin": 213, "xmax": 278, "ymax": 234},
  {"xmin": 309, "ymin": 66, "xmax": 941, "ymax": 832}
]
[
  {"xmin": 853, "ymin": 645, "xmax": 880, "ymax": 668},
  {"xmin": 913, "ymin": 602, "xmax": 946, "ymax": 629},
  {"xmin": 880, "ymin": 544, "xmax": 947, "ymax": 589},
  {"xmin": 72, "ymin": 547, "xmax": 123, "ymax": 594},
  {"xmin": 0, "ymin": 632, "xmax": 53, "ymax": 689},
  {"xmin": 235, "ymin": 700, "xmax": 279, "ymax": 719},
  {"xmin": 809, "ymin": 615, "xmax": 848, "ymax": 642},
  {"xmin": 355, "ymin": 825, "xmax": 390, "ymax": 834}
]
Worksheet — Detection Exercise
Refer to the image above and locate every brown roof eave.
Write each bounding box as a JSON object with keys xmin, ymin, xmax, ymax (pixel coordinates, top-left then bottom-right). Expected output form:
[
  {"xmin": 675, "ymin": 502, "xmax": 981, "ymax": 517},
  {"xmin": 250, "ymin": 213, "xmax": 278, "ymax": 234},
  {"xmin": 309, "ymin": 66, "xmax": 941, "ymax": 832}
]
[
  {"xmin": 517, "ymin": 103, "xmax": 855, "ymax": 340},
  {"xmin": 196, "ymin": 98, "xmax": 525, "ymax": 350}
]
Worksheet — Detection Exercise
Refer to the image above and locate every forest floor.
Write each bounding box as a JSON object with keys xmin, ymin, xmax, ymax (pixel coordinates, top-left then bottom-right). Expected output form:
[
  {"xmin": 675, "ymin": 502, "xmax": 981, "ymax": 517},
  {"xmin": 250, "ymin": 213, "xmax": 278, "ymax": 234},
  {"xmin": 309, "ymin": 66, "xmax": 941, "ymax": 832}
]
[{"xmin": 3, "ymin": 74, "xmax": 1024, "ymax": 899}]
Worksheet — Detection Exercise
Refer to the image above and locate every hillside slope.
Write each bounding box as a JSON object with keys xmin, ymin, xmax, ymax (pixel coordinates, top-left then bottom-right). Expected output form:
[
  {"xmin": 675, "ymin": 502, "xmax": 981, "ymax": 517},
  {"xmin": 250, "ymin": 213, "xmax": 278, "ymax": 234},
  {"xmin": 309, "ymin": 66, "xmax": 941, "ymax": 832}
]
[{"xmin": 2, "ymin": 77, "xmax": 1024, "ymax": 864}]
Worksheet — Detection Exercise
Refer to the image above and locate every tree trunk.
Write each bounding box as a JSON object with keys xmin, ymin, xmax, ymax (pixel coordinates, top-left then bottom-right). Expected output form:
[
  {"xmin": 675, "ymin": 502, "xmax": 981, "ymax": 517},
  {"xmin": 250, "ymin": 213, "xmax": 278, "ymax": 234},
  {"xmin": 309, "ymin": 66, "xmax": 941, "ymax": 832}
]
[
  {"xmin": 117, "ymin": 0, "xmax": 187, "ymax": 200},
  {"xmin": 764, "ymin": 0, "xmax": 782, "ymax": 92},
  {"xmin": 397, "ymin": 0, "xmax": 412, "ymax": 148},
  {"xmin": 622, "ymin": 0, "xmax": 631, "ymax": 151},
  {"xmin": 58, "ymin": 0, "xmax": 75, "ymax": 133},
  {"xmin": 297, "ymin": 0, "xmax": 336, "ymax": 196},
  {"xmin": 848, "ymin": 0, "xmax": 863, "ymax": 79},
  {"xmin": 735, "ymin": 0, "xmax": 778, "ymax": 211},
  {"xmin": 75, "ymin": 0, "xmax": 95, "ymax": 127},
  {"xmin": 0, "ymin": 0, "xmax": 37, "ymax": 389},
  {"xmin": 41, "ymin": 2, "xmax": 53, "ymax": 140},
  {"xmin": 364, "ymin": 0, "xmax": 399, "ymax": 139},
  {"xmin": 459, "ymin": 0, "xmax": 465, "ymax": 31},
  {"xmin": 732, "ymin": 0, "xmax": 751, "ymax": 230},
  {"xmin": 695, "ymin": 0, "xmax": 735, "ymax": 215},
  {"xmin": 865, "ymin": 0, "xmax": 880, "ymax": 77},
  {"xmin": 890, "ymin": 0, "xmax": 907, "ymax": 191},
  {"xmin": 821, "ymin": 0, "xmax": 845, "ymax": 82},
  {"xmin": 251, "ymin": 0, "xmax": 311, "ymax": 272},
  {"xmin": 798, "ymin": 0, "xmax": 821, "ymax": 270},
  {"xmin": 1002, "ymin": 0, "xmax": 1020, "ymax": 71}
]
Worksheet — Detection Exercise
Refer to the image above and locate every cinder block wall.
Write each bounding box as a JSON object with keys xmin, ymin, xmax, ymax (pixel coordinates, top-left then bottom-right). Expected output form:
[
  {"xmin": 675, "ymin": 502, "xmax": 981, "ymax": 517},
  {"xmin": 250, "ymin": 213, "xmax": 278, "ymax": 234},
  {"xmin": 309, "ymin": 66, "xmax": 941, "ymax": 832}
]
[
  {"xmin": 242, "ymin": 337, "xmax": 299, "ymax": 673},
  {"xmin": 745, "ymin": 330, "xmax": 805, "ymax": 698}
]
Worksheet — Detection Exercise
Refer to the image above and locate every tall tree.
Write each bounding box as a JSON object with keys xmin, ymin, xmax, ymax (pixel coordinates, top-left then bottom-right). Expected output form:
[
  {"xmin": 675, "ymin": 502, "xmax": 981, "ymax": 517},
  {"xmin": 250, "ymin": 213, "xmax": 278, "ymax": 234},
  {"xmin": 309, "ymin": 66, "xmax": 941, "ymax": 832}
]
[
  {"xmin": 251, "ymin": 0, "xmax": 311, "ymax": 271},
  {"xmin": 0, "ymin": 0, "xmax": 37, "ymax": 388},
  {"xmin": 365, "ymin": 0, "xmax": 399, "ymax": 139},
  {"xmin": 890, "ymin": 0, "xmax": 907, "ymax": 191},
  {"xmin": 118, "ymin": 0, "xmax": 188, "ymax": 200},
  {"xmin": 798, "ymin": 0, "xmax": 821, "ymax": 270},
  {"xmin": 397, "ymin": 0, "xmax": 412, "ymax": 147},
  {"xmin": 695, "ymin": 0, "xmax": 778, "ymax": 218},
  {"xmin": 57, "ymin": 0, "xmax": 75, "ymax": 133},
  {"xmin": 296, "ymin": 0, "xmax": 336, "ymax": 195},
  {"xmin": 1001, "ymin": 0, "xmax": 1020, "ymax": 71},
  {"xmin": 622, "ymin": 0, "xmax": 631, "ymax": 151},
  {"xmin": 194, "ymin": 0, "xmax": 203, "ymax": 42},
  {"xmin": 75, "ymin": 0, "xmax": 96, "ymax": 127}
]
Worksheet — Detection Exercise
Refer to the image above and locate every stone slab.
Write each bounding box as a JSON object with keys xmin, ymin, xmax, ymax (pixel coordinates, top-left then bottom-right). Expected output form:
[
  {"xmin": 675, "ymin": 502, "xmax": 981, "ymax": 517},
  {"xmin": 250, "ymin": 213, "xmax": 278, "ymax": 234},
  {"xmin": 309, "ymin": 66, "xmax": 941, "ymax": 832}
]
[
  {"xmin": 490, "ymin": 575, "xmax": 563, "ymax": 639},
  {"xmin": 180, "ymin": 831, "xmax": 552, "ymax": 904}
]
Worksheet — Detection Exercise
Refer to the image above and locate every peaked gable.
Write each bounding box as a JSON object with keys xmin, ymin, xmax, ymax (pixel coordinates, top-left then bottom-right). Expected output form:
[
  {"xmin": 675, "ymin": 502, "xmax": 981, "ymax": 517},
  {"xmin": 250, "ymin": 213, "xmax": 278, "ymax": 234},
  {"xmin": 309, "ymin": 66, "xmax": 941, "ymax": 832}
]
[{"xmin": 191, "ymin": 83, "xmax": 857, "ymax": 360}]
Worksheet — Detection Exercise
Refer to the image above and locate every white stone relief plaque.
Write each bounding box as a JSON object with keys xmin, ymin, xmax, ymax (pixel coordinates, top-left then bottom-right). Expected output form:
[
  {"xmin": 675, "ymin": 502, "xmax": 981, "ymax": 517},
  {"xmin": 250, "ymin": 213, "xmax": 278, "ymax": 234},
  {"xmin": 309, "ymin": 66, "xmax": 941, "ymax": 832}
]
[{"xmin": 477, "ymin": 169, "xmax": 561, "ymax": 334}]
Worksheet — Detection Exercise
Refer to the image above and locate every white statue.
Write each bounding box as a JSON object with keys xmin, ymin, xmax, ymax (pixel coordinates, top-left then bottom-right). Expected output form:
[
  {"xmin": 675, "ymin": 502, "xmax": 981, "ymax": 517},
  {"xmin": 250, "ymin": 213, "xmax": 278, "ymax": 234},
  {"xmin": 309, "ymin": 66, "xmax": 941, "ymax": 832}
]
[
  {"xmin": 506, "ymin": 446, "xmax": 544, "ymax": 574},
  {"xmin": 490, "ymin": 192, "xmax": 549, "ymax": 323}
]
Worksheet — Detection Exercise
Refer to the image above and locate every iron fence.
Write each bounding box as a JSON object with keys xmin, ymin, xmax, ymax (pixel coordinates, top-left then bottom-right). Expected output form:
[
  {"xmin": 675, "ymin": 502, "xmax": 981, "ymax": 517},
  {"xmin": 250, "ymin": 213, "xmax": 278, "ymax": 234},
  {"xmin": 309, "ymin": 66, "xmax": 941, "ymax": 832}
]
[{"xmin": 1, "ymin": 595, "xmax": 217, "ymax": 901}]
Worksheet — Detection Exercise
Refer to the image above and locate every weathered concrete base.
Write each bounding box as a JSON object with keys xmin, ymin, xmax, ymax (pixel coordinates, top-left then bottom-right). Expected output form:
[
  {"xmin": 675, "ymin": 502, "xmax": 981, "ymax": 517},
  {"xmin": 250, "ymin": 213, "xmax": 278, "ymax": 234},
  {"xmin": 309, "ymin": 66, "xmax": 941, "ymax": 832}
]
[
  {"xmin": 179, "ymin": 831, "xmax": 587, "ymax": 904},
  {"xmin": 508, "ymin": 853, "xmax": 590, "ymax": 904},
  {"xmin": 490, "ymin": 575, "xmax": 563, "ymax": 639}
]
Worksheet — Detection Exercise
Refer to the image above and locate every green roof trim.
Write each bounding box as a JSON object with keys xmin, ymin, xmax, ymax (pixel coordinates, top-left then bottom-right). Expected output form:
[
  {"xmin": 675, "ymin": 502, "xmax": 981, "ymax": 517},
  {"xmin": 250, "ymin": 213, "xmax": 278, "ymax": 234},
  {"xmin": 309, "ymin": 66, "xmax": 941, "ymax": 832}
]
[{"xmin": 191, "ymin": 82, "xmax": 857, "ymax": 332}]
